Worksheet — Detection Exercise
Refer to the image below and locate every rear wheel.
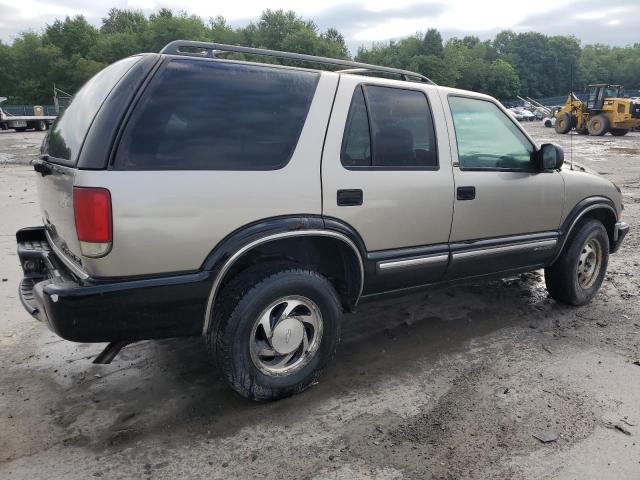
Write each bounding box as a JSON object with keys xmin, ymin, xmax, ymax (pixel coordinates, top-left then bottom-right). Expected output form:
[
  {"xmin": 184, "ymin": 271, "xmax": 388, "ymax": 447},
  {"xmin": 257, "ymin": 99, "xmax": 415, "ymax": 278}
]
[
  {"xmin": 587, "ymin": 115, "xmax": 610, "ymax": 136},
  {"xmin": 34, "ymin": 120, "xmax": 46, "ymax": 131},
  {"xmin": 208, "ymin": 265, "xmax": 342, "ymax": 401},
  {"xmin": 610, "ymin": 128, "xmax": 629, "ymax": 136},
  {"xmin": 545, "ymin": 219, "xmax": 609, "ymax": 306},
  {"xmin": 554, "ymin": 113, "xmax": 573, "ymax": 134}
]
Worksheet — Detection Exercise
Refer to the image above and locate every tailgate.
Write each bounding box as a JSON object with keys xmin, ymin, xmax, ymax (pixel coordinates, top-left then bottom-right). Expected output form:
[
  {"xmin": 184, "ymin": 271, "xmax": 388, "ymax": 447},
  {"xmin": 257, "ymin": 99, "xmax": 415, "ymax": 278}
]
[{"xmin": 35, "ymin": 163, "xmax": 84, "ymax": 271}]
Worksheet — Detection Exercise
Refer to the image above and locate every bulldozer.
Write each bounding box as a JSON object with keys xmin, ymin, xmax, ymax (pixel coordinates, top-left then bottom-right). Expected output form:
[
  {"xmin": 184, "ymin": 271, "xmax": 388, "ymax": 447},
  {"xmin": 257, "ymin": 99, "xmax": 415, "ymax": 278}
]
[{"xmin": 554, "ymin": 84, "xmax": 640, "ymax": 136}]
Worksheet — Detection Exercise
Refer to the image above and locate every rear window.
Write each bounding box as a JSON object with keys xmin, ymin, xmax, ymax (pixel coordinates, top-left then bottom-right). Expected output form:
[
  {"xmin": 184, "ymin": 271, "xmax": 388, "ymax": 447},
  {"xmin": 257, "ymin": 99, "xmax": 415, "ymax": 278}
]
[
  {"xmin": 115, "ymin": 59, "xmax": 319, "ymax": 170},
  {"xmin": 46, "ymin": 56, "xmax": 141, "ymax": 164}
]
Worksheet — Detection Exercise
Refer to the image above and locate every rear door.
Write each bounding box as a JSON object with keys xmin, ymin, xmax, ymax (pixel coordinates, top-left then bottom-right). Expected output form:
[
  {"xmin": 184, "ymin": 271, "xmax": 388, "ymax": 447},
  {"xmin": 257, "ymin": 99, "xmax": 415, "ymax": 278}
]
[{"xmin": 321, "ymin": 77, "xmax": 455, "ymax": 293}]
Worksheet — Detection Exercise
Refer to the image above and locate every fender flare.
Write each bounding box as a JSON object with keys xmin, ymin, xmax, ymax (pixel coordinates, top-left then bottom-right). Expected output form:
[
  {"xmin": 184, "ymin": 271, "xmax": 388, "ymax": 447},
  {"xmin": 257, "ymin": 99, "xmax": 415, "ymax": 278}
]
[
  {"xmin": 550, "ymin": 196, "xmax": 617, "ymax": 264},
  {"xmin": 201, "ymin": 216, "xmax": 366, "ymax": 335}
]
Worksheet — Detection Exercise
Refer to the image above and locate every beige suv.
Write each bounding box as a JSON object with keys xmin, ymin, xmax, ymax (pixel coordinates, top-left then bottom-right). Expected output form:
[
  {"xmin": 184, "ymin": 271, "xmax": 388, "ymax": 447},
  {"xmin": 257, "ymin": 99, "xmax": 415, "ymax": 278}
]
[{"xmin": 17, "ymin": 41, "xmax": 628, "ymax": 401}]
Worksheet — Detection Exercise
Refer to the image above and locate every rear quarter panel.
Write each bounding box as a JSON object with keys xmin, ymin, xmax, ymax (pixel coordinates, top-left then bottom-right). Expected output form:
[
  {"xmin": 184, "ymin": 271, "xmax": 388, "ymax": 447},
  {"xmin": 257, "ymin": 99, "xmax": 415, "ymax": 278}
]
[{"xmin": 75, "ymin": 73, "xmax": 339, "ymax": 278}]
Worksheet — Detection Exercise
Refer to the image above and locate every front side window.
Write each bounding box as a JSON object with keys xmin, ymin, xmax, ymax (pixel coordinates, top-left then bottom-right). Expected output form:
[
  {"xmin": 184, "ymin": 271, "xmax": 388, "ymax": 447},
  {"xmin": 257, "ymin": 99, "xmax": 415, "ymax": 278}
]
[
  {"xmin": 449, "ymin": 96, "xmax": 534, "ymax": 171},
  {"xmin": 116, "ymin": 59, "xmax": 319, "ymax": 170},
  {"xmin": 341, "ymin": 84, "xmax": 438, "ymax": 169}
]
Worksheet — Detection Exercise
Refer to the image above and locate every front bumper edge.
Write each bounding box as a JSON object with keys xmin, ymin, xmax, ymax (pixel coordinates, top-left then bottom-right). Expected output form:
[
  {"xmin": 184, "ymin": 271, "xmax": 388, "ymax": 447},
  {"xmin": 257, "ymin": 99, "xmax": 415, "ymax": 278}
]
[{"xmin": 611, "ymin": 221, "xmax": 629, "ymax": 253}]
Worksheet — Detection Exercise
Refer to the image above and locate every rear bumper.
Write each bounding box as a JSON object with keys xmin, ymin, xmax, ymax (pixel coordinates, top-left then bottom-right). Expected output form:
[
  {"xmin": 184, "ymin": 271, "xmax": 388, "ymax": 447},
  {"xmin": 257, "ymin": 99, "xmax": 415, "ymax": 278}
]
[
  {"xmin": 17, "ymin": 227, "xmax": 210, "ymax": 343},
  {"xmin": 611, "ymin": 221, "xmax": 629, "ymax": 254}
]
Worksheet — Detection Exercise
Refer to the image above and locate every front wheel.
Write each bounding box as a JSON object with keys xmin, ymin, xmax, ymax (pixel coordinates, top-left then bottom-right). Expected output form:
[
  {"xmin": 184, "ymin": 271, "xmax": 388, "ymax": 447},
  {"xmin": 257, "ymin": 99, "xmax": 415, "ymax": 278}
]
[
  {"xmin": 588, "ymin": 115, "xmax": 610, "ymax": 136},
  {"xmin": 208, "ymin": 265, "xmax": 342, "ymax": 401},
  {"xmin": 555, "ymin": 113, "xmax": 573, "ymax": 134},
  {"xmin": 545, "ymin": 219, "xmax": 609, "ymax": 306}
]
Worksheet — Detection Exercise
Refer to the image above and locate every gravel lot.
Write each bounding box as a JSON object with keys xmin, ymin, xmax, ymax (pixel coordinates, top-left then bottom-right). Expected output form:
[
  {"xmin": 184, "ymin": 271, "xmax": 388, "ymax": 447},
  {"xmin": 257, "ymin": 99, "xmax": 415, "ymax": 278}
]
[{"xmin": 1, "ymin": 124, "xmax": 639, "ymax": 479}]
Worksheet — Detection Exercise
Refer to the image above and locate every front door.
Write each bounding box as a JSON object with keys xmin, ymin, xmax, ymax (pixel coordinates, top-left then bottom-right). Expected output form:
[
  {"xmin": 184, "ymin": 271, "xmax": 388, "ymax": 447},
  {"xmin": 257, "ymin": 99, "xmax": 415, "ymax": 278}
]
[
  {"xmin": 441, "ymin": 94, "xmax": 564, "ymax": 279},
  {"xmin": 322, "ymin": 77, "xmax": 455, "ymax": 293}
]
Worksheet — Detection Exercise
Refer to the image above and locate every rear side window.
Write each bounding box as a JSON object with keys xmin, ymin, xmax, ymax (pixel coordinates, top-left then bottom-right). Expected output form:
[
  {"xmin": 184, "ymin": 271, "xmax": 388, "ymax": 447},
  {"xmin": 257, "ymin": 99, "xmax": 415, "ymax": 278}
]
[
  {"xmin": 46, "ymin": 56, "xmax": 141, "ymax": 165},
  {"xmin": 341, "ymin": 86, "xmax": 371, "ymax": 167},
  {"xmin": 341, "ymin": 84, "xmax": 438, "ymax": 169},
  {"xmin": 116, "ymin": 59, "xmax": 319, "ymax": 170}
]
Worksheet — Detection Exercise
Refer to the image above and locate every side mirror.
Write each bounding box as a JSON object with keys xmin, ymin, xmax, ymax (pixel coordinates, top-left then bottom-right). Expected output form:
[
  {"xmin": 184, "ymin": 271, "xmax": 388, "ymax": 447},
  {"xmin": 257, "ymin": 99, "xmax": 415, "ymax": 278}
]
[{"xmin": 536, "ymin": 143, "xmax": 564, "ymax": 171}]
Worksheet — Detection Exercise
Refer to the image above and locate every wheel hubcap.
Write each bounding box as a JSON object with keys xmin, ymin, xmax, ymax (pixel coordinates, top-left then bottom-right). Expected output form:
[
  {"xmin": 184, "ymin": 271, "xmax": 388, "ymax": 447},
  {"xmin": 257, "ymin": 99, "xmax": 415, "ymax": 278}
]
[
  {"xmin": 577, "ymin": 238, "xmax": 602, "ymax": 289},
  {"xmin": 271, "ymin": 317, "xmax": 305, "ymax": 354},
  {"xmin": 250, "ymin": 295, "xmax": 323, "ymax": 376}
]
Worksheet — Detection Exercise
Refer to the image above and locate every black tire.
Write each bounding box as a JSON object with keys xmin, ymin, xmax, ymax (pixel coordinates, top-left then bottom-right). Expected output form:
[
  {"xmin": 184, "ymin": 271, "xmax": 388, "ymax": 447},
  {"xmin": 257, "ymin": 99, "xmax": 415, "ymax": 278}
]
[
  {"xmin": 554, "ymin": 113, "xmax": 573, "ymax": 134},
  {"xmin": 610, "ymin": 128, "xmax": 629, "ymax": 136},
  {"xmin": 545, "ymin": 219, "xmax": 609, "ymax": 306},
  {"xmin": 208, "ymin": 264, "xmax": 342, "ymax": 401},
  {"xmin": 587, "ymin": 115, "xmax": 610, "ymax": 136},
  {"xmin": 34, "ymin": 120, "xmax": 46, "ymax": 131}
]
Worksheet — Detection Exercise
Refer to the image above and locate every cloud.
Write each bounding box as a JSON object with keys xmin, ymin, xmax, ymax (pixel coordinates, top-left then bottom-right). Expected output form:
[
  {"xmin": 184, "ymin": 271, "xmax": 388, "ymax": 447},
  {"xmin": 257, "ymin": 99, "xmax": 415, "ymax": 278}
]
[
  {"xmin": 0, "ymin": 0, "xmax": 637, "ymax": 50},
  {"xmin": 514, "ymin": 0, "xmax": 640, "ymax": 45},
  {"xmin": 311, "ymin": 2, "xmax": 449, "ymax": 36},
  {"xmin": 0, "ymin": 0, "xmax": 105, "ymax": 42}
]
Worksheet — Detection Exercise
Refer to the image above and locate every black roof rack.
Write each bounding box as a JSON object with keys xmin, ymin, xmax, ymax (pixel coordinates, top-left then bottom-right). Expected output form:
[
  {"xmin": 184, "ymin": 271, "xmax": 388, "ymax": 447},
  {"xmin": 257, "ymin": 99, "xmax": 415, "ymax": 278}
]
[{"xmin": 160, "ymin": 40, "xmax": 436, "ymax": 85}]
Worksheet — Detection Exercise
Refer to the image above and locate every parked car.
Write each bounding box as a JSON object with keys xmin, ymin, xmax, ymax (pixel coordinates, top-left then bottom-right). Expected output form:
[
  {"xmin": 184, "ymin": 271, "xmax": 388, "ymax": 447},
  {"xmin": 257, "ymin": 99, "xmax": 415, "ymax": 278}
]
[
  {"xmin": 507, "ymin": 108, "xmax": 524, "ymax": 121},
  {"xmin": 17, "ymin": 41, "xmax": 629, "ymax": 401}
]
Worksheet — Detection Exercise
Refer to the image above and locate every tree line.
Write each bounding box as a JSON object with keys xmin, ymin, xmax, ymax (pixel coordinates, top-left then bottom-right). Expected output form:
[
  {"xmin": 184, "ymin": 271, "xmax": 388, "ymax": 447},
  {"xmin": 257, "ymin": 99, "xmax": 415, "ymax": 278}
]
[{"xmin": 1, "ymin": 8, "xmax": 639, "ymax": 105}]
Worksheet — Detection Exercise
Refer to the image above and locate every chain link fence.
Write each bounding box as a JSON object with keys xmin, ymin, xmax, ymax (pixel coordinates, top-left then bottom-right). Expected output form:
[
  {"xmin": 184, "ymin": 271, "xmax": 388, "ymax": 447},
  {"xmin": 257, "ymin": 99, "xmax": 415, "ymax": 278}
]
[
  {"xmin": 531, "ymin": 89, "xmax": 640, "ymax": 107},
  {"xmin": 1, "ymin": 105, "xmax": 58, "ymax": 116}
]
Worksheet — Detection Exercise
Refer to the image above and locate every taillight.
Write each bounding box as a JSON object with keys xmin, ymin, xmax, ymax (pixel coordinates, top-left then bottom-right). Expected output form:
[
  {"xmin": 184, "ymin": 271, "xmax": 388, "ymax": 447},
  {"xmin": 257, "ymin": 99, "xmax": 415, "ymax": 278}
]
[{"xmin": 73, "ymin": 187, "xmax": 112, "ymax": 258}]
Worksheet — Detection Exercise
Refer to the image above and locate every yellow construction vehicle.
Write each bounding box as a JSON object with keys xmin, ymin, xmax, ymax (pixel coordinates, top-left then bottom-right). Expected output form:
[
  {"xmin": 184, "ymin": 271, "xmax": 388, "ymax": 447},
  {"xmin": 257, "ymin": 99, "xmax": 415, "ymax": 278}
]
[{"xmin": 554, "ymin": 84, "xmax": 640, "ymax": 136}]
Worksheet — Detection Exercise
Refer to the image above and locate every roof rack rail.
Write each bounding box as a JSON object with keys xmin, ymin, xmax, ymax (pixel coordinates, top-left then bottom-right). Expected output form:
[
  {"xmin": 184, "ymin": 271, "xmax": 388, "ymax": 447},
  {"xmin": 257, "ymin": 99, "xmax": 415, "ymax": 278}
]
[{"xmin": 160, "ymin": 40, "xmax": 436, "ymax": 85}]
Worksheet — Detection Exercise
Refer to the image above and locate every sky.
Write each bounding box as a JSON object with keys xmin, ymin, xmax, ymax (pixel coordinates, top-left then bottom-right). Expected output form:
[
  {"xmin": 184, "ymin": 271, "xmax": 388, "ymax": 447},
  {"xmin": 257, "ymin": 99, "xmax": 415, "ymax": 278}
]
[{"xmin": 0, "ymin": 0, "xmax": 638, "ymax": 53}]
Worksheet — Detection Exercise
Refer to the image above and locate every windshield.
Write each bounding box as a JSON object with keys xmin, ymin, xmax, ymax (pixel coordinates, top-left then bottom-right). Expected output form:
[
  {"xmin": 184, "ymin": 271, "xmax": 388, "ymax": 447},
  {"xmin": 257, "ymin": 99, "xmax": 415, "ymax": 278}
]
[
  {"xmin": 44, "ymin": 56, "xmax": 141, "ymax": 165},
  {"xmin": 604, "ymin": 86, "xmax": 622, "ymax": 98}
]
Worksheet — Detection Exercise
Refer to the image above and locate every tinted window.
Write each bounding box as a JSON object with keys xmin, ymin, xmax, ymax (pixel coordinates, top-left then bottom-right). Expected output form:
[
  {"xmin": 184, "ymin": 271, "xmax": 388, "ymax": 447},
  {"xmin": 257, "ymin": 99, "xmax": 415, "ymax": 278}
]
[
  {"xmin": 341, "ymin": 86, "xmax": 371, "ymax": 167},
  {"xmin": 449, "ymin": 96, "xmax": 534, "ymax": 171},
  {"xmin": 340, "ymin": 85, "xmax": 437, "ymax": 168},
  {"xmin": 116, "ymin": 59, "xmax": 319, "ymax": 170},
  {"xmin": 46, "ymin": 56, "xmax": 141, "ymax": 164}
]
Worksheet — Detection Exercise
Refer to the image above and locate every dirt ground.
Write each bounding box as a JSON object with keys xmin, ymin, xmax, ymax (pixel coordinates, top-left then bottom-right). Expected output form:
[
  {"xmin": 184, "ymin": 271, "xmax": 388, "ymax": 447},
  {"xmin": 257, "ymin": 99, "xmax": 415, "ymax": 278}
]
[{"xmin": 0, "ymin": 124, "xmax": 639, "ymax": 480}]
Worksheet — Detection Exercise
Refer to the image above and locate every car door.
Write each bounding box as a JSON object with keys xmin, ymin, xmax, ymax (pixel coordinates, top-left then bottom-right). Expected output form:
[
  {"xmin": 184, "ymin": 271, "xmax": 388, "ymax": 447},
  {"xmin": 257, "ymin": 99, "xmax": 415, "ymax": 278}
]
[
  {"xmin": 441, "ymin": 93, "xmax": 564, "ymax": 279},
  {"xmin": 322, "ymin": 76, "xmax": 455, "ymax": 294}
]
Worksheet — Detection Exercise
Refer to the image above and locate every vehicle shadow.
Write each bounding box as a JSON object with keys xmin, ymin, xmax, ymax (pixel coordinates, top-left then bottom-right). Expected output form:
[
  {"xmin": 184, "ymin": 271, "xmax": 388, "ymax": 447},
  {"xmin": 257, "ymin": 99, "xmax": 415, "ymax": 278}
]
[{"xmin": 46, "ymin": 271, "xmax": 569, "ymax": 451}]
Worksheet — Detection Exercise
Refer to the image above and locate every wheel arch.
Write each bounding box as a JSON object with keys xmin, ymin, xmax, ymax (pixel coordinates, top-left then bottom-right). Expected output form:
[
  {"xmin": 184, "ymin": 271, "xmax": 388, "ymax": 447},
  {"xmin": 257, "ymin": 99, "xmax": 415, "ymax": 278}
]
[
  {"xmin": 551, "ymin": 197, "xmax": 617, "ymax": 264},
  {"xmin": 202, "ymin": 216, "xmax": 366, "ymax": 335}
]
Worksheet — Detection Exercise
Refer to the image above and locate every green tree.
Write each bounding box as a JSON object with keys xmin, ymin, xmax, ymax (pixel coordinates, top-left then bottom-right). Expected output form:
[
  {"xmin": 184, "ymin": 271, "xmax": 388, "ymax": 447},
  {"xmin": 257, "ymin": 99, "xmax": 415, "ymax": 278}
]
[
  {"xmin": 4, "ymin": 7, "xmax": 640, "ymax": 105},
  {"xmin": 422, "ymin": 28, "xmax": 443, "ymax": 57},
  {"xmin": 485, "ymin": 59, "xmax": 520, "ymax": 98},
  {"xmin": 44, "ymin": 16, "xmax": 98, "ymax": 58},
  {"xmin": 144, "ymin": 9, "xmax": 209, "ymax": 52},
  {"xmin": 209, "ymin": 16, "xmax": 240, "ymax": 44},
  {"xmin": 101, "ymin": 8, "xmax": 148, "ymax": 35}
]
